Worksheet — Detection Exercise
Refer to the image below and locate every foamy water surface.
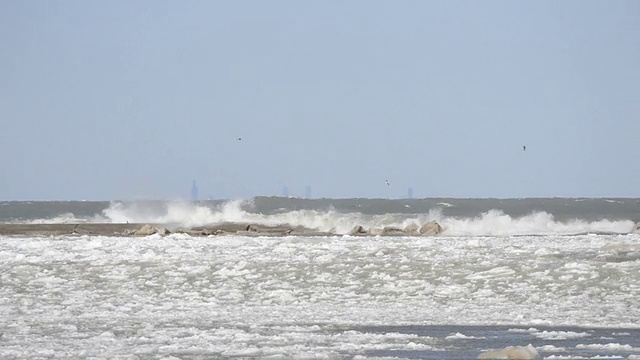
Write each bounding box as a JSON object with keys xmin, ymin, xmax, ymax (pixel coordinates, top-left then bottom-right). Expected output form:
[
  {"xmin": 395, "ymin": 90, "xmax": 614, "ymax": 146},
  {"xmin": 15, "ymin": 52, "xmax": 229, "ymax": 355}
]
[{"xmin": 1, "ymin": 233, "xmax": 639, "ymax": 358}]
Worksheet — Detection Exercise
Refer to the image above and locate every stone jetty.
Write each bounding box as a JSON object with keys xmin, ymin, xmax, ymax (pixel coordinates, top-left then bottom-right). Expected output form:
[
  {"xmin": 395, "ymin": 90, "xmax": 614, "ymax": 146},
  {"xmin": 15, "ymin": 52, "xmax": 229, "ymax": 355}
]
[{"xmin": 0, "ymin": 221, "xmax": 445, "ymax": 237}]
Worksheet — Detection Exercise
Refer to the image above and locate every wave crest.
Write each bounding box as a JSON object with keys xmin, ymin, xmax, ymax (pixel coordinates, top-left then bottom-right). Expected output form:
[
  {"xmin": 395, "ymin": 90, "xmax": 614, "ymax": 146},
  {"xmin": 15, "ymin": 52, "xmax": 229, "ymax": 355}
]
[
  {"xmin": 97, "ymin": 201, "xmax": 635, "ymax": 236},
  {"xmin": 440, "ymin": 209, "xmax": 633, "ymax": 236}
]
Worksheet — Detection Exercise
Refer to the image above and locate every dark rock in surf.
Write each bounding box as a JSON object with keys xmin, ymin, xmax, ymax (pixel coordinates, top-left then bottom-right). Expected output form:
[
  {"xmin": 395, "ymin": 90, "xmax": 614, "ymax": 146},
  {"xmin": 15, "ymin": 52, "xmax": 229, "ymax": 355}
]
[
  {"xmin": 368, "ymin": 227, "xmax": 406, "ymax": 235},
  {"xmin": 201, "ymin": 228, "xmax": 215, "ymax": 236},
  {"xmin": 404, "ymin": 223, "xmax": 419, "ymax": 234},
  {"xmin": 419, "ymin": 221, "xmax": 443, "ymax": 235},
  {"xmin": 134, "ymin": 224, "xmax": 157, "ymax": 236},
  {"xmin": 382, "ymin": 226, "xmax": 405, "ymax": 235},
  {"xmin": 175, "ymin": 228, "xmax": 206, "ymax": 236},
  {"xmin": 134, "ymin": 224, "xmax": 171, "ymax": 236},
  {"xmin": 244, "ymin": 223, "xmax": 296, "ymax": 235},
  {"xmin": 155, "ymin": 227, "xmax": 171, "ymax": 235},
  {"xmin": 349, "ymin": 225, "xmax": 367, "ymax": 235}
]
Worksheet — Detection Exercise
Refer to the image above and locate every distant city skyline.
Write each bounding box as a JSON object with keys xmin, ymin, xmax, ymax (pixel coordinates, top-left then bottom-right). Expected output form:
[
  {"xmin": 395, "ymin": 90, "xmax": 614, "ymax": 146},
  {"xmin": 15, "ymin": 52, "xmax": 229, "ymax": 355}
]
[
  {"xmin": 197, "ymin": 181, "xmax": 421, "ymax": 200},
  {"xmin": 1, "ymin": 1, "xmax": 639, "ymax": 200},
  {"xmin": 190, "ymin": 180, "xmax": 198, "ymax": 201}
]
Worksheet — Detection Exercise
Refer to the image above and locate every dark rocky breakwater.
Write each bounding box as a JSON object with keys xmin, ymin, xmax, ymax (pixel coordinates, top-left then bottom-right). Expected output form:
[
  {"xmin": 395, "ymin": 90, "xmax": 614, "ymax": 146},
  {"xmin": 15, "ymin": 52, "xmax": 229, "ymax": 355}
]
[{"xmin": 0, "ymin": 221, "xmax": 446, "ymax": 237}]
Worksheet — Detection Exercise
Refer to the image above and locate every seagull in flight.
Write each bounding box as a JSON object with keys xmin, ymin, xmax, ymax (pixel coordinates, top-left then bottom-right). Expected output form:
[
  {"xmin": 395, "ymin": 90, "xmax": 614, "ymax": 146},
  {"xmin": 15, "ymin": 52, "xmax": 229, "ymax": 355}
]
[
  {"xmin": 522, "ymin": 145, "xmax": 526, "ymax": 151},
  {"xmin": 385, "ymin": 180, "xmax": 390, "ymax": 186},
  {"xmin": 238, "ymin": 137, "xmax": 242, "ymax": 141}
]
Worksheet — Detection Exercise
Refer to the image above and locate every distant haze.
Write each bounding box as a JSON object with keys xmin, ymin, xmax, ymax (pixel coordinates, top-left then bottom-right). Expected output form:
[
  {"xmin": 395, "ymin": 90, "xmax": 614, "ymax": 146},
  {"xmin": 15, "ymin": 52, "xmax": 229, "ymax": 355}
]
[{"xmin": 1, "ymin": 1, "xmax": 639, "ymax": 200}]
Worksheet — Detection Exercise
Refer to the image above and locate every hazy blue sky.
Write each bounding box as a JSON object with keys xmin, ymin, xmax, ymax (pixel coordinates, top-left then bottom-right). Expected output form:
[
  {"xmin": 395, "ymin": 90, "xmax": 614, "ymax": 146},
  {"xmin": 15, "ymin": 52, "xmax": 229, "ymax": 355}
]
[{"xmin": 1, "ymin": 1, "xmax": 639, "ymax": 200}]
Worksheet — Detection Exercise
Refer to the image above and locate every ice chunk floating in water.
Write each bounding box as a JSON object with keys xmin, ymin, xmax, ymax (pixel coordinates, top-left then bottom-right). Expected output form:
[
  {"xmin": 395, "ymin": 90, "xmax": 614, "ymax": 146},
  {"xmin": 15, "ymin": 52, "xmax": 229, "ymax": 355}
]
[
  {"xmin": 1, "ymin": 232, "xmax": 639, "ymax": 358},
  {"xmin": 477, "ymin": 344, "xmax": 540, "ymax": 360}
]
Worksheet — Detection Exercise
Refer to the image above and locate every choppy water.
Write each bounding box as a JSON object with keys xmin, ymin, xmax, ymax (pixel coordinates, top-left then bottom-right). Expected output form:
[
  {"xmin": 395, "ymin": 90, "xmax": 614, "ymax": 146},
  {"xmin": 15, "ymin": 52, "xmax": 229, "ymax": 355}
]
[
  {"xmin": 1, "ymin": 232, "xmax": 639, "ymax": 359},
  {"xmin": 1, "ymin": 197, "xmax": 639, "ymax": 236}
]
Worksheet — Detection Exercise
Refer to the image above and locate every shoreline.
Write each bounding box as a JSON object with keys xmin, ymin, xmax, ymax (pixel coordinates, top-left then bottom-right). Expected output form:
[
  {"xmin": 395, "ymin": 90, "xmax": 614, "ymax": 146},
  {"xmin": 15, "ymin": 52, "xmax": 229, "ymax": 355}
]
[
  {"xmin": 0, "ymin": 223, "xmax": 150, "ymax": 236},
  {"xmin": 0, "ymin": 222, "xmax": 445, "ymax": 237},
  {"xmin": 2, "ymin": 221, "xmax": 634, "ymax": 237},
  {"xmin": 0, "ymin": 223, "xmax": 311, "ymax": 237}
]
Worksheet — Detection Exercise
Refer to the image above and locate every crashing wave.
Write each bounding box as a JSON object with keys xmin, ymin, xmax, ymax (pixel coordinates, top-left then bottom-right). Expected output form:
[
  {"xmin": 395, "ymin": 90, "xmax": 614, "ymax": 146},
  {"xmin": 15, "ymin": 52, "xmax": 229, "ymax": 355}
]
[{"xmin": 94, "ymin": 200, "xmax": 636, "ymax": 236}]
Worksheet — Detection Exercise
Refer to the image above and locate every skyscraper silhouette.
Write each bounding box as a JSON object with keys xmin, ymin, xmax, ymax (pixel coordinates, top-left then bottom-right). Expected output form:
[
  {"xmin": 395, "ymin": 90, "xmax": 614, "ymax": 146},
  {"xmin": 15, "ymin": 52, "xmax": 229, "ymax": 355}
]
[{"xmin": 191, "ymin": 180, "xmax": 199, "ymax": 201}]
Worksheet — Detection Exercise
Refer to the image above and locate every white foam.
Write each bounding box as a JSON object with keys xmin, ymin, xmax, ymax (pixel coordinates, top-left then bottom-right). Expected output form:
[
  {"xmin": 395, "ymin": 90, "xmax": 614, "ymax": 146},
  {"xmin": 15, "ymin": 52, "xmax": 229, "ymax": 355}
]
[
  {"xmin": 97, "ymin": 201, "xmax": 636, "ymax": 236},
  {"xmin": 0, "ymin": 232, "xmax": 639, "ymax": 357},
  {"xmin": 25, "ymin": 212, "xmax": 86, "ymax": 224},
  {"xmin": 439, "ymin": 210, "xmax": 634, "ymax": 236},
  {"xmin": 537, "ymin": 345, "xmax": 566, "ymax": 352},
  {"xmin": 507, "ymin": 328, "xmax": 539, "ymax": 333},
  {"xmin": 101, "ymin": 200, "xmax": 242, "ymax": 226},
  {"xmin": 575, "ymin": 343, "xmax": 638, "ymax": 351},
  {"xmin": 533, "ymin": 330, "xmax": 590, "ymax": 340},
  {"xmin": 445, "ymin": 332, "xmax": 483, "ymax": 340}
]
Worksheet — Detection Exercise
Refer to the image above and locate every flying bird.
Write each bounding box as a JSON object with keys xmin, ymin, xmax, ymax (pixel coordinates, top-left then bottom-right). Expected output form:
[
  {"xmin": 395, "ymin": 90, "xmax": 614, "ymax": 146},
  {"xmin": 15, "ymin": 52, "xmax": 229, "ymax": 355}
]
[
  {"xmin": 522, "ymin": 145, "xmax": 526, "ymax": 151},
  {"xmin": 385, "ymin": 180, "xmax": 390, "ymax": 186},
  {"xmin": 238, "ymin": 137, "xmax": 242, "ymax": 141}
]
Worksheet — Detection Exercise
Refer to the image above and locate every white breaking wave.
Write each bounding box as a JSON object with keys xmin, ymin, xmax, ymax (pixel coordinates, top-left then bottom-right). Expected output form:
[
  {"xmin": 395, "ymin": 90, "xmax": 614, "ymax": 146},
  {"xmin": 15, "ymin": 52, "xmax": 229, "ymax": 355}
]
[
  {"xmin": 97, "ymin": 201, "xmax": 636, "ymax": 236},
  {"xmin": 26, "ymin": 213, "xmax": 89, "ymax": 224},
  {"xmin": 100, "ymin": 200, "xmax": 383, "ymax": 233},
  {"xmin": 100, "ymin": 200, "xmax": 238, "ymax": 225},
  {"xmin": 438, "ymin": 209, "xmax": 635, "ymax": 236}
]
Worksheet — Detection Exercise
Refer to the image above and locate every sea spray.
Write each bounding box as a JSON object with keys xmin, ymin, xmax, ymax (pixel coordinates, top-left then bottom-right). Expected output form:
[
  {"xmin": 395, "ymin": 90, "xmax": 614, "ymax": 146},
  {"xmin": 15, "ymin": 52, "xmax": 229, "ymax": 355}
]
[
  {"xmin": 440, "ymin": 209, "xmax": 634, "ymax": 236},
  {"xmin": 97, "ymin": 200, "xmax": 635, "ymax": 236}
]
